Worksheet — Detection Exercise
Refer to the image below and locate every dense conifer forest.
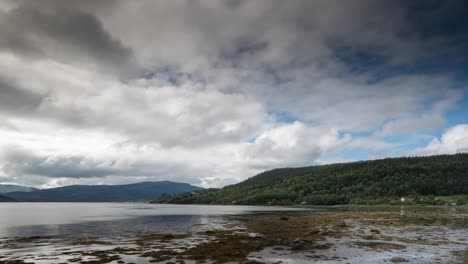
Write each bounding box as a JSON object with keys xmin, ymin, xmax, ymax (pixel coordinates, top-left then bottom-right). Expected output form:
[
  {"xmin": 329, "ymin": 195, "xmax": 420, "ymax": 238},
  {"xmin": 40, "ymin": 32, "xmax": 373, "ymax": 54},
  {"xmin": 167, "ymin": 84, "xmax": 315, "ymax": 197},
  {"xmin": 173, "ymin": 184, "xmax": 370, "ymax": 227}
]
[{"xmin": 155, "ymin": 153, "xmax": 468, "ymax": 205}]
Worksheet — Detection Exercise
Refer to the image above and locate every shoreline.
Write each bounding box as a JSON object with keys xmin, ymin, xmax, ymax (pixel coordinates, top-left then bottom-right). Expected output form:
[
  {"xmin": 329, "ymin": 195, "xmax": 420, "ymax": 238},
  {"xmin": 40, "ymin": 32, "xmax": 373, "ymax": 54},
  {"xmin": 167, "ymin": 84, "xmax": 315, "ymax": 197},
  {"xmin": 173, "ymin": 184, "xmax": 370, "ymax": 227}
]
[{"xmin": 1, "ymin": 206, "xmax": 467, "ymax": 263}]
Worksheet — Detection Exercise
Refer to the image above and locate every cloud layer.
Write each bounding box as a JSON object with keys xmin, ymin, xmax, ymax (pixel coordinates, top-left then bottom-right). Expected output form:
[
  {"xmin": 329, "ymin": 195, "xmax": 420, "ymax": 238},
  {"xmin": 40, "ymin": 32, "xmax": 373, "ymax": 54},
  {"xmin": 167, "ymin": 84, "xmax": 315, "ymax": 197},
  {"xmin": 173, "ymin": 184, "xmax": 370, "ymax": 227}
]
[{"xmin": 0, "ymin": 0, "xmax": 466, "ymax": 188}]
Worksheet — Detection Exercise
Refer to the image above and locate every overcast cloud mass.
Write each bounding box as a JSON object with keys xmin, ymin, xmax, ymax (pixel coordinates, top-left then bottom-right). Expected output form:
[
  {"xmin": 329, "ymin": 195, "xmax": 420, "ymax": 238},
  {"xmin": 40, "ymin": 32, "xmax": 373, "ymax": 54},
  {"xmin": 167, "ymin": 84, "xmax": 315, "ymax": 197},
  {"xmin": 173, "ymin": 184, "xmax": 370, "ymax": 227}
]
[{"xmin": 0, "ymin": 0, "xmax": 467, "ymax": 188}]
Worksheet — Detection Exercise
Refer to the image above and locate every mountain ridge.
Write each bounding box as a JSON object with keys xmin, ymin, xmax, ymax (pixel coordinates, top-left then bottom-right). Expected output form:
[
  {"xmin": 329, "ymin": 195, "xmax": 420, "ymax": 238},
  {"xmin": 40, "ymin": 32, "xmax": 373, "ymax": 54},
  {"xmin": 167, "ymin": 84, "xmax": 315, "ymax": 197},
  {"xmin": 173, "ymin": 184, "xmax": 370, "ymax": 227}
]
[
  {"xmin": 0, "ymin": 184, "xmax": 38, "ymax": 194},
  {"xmin": 4, "ymin": 181, "xmax": 202, "ymax": 202}
]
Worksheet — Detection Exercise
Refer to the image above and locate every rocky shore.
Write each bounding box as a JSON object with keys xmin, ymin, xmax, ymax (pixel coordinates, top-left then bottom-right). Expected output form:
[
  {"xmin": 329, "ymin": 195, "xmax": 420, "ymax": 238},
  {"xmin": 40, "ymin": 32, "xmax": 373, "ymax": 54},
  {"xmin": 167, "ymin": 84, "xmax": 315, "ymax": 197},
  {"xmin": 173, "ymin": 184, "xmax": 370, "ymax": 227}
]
[{"xmin": 0, "ymin": 206, "xmax": 467, "ymax": 263}]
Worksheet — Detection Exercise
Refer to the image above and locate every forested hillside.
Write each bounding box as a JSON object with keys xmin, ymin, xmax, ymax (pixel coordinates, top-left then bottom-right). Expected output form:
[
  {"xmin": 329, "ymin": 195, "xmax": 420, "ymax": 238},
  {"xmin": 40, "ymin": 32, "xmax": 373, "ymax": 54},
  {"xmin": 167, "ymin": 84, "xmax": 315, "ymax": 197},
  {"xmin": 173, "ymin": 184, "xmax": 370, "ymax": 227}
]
[{"xmin": 155, "ymin": 154, "xmax": 468, "ymax": 205}]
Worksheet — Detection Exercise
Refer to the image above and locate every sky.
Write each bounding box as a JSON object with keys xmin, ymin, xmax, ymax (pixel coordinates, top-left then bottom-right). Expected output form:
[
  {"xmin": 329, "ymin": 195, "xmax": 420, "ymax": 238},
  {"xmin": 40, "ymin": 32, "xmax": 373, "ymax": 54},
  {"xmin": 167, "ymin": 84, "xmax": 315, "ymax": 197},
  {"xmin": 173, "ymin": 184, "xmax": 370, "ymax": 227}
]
[{"xmin": 0, "ymin": 0, "xmax": 467, "ymax": 189}]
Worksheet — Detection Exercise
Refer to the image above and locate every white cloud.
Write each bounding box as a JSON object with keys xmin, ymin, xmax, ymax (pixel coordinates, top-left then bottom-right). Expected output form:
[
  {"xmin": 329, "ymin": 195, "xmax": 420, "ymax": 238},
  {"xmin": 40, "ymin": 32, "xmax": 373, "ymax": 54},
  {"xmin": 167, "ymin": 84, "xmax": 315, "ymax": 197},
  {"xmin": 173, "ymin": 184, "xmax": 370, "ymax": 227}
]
[
  {"xmin": 414, "ymin": 125, "xmax": 468, "ymax": 155},
  {"xmin": 241, "ymin": 122, "xmax": 350, "ymax": 168},
  {"xmin": 0, "ymin": 0, "xmax": 465, "ymax": 188},
  {"xmin": 374, "ymin": 92, "xmax": 462, "ymax": 137},
  {"xmin": 375, "ymin": 115, "xmax": 445, "ymax": 138}
]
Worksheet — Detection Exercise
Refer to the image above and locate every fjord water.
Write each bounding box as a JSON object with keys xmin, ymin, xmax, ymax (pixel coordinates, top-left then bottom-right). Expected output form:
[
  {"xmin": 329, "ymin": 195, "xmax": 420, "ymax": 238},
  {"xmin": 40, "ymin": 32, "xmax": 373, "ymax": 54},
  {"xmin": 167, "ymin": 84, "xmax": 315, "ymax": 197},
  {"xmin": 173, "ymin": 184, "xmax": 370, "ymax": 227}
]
[
  {"xmin": 0, "ymin": 203, "xmax": 303, "ymax": 237},
  {"xmin": 0, "ymin": 203, "xmax": 310, "ymax": 263},
  {"xmin": 1, "ymin": 204, "xmax": 467, "ymax": 263}
]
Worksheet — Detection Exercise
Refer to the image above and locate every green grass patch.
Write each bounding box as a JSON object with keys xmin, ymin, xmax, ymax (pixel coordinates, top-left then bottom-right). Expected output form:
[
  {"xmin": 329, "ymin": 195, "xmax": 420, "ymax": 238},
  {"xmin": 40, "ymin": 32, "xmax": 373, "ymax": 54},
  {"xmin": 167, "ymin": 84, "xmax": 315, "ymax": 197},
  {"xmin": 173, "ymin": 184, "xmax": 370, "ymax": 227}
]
[{"xmin": 434, "ymin": 195, "xmax": 468, "ymax": 203}]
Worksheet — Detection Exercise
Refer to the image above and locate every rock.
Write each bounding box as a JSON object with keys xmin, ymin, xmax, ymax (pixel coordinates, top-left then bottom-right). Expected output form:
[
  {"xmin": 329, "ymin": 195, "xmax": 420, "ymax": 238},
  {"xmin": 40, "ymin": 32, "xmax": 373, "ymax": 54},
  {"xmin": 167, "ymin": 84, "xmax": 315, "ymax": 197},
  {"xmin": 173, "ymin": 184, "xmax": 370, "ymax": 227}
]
[
  {"xmin": 243, "ymin": 260, "xmax": 265, "ymax": 264},
  {"xmin": 319, "ymin": 227, "xmax": 334, "ymax": 235},
  {"xmin": 370, "ymin": 229, "xmax": 381, "ymax": 234},
  {"xmin": 312, "ymin": 243, "xmax": 332, "ymax": 250},
  {"xmin": 192, "ymin": 255, "xmax": 206, "ymax": 260},
  {"xmin": 389, "ymin": 257, "xmax": 409, "ymax": 263},
  {"xmin": 280, "ymin": 216, "xmax": 289, "ymax": 220},
  {"xmin": 224, "ymin": 251, "xmax": 242, "ymax": 257},
  {"xmin": 337, "ymin": 221, "xmax": 347, "ymax": 227},
  {"xmin": 291, "ymin": 244, "xmax": 307, "ymax": 250},
  {"xmin": 308, "ymin": 228, "xmax": 320, "ymax": 235}
]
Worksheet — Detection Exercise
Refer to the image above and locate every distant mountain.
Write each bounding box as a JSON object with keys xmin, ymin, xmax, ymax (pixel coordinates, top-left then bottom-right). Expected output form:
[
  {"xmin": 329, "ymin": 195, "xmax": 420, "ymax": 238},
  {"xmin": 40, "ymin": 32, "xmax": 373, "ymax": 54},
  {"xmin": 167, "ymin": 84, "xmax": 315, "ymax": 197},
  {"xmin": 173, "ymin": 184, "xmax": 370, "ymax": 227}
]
[
  {"xmin": 4, "ymin": 181, "xmax": 202, "ymax": 202},
  {"xmin": 0, "ymin": 184, "xmax": 38, "ymax": 194},
  {"xmin": 0, "ymin": 194, "xmax": 16, "ymax": 202},
  {"xmin": 155, "ymin": 153, "xmax": 468, "ymax": 205}
]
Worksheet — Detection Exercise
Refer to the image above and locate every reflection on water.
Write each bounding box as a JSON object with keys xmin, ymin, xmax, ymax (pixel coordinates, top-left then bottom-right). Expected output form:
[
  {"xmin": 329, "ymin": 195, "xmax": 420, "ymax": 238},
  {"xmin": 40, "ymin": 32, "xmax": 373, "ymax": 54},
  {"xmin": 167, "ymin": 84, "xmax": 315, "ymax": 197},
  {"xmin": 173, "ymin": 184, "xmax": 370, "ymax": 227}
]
[
  {"xmin": 0, "ymin": 203, "xmax": 304, "ymax": 238},
  {"xmin": 0, "ymin": 203, "xmax": 308, "ymax": 264},
  {"xmin": 4, "ymin": 215, "xmax": 203, "ymax": 238},
  {"xmin": 0, "ymin": 204, "xmax": 466, "ymax": 263}
]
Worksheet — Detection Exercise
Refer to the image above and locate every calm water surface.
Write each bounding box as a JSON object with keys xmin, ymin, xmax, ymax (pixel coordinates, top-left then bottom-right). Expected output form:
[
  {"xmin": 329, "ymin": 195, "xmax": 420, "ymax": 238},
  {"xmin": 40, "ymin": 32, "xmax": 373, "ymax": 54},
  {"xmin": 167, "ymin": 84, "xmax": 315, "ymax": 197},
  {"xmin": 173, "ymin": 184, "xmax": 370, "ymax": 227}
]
[
  {"xmin": 0, "ymin": 204, "xmax": 466, "ymax": 263},
  {"xmin": 0, "ymin": 203, "xmax": 306, "ymax": 237}
]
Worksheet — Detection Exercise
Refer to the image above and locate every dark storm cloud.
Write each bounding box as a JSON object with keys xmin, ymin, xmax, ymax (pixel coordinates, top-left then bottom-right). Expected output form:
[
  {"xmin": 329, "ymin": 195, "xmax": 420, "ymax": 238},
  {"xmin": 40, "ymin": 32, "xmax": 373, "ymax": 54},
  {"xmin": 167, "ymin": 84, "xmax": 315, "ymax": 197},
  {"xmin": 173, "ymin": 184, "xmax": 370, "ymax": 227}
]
[
  {"xmin": 0, "ymin": 1, "xmax": 133, "ymax": 75},
  {"xmin": 3, "ymin": 150, "xmax": 118, "ymax": 178},
  {"xmin": 0, "ymin": 0, "xmax": 466, "ymax": 188},
  {"xmin": 0, "ymin": 77, "xmax": 44, "ymax": 114},
  {"xmin": 2, "ymin": 148, "xmax": 206, "ymax": 185},
  {"xmin": 458, "ymin": 148, "xmax": 468, "ymax": 153},
  {"xmin": 341, "ymin": 0, "xmax": 468, "ymax": 77}
]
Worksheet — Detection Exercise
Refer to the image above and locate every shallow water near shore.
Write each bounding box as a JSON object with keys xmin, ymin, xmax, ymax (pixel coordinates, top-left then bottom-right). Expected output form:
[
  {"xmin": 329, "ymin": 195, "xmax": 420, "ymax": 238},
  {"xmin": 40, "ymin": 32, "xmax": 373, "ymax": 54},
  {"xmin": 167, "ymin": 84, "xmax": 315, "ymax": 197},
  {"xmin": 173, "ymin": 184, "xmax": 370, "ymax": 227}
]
[
  {"xmin": 0, "ymin": 203, "xmax": 467, "ymax": 263},
  {"xmin": 0, "ymin": 203, "xmax": 304, "ymax": 237}
]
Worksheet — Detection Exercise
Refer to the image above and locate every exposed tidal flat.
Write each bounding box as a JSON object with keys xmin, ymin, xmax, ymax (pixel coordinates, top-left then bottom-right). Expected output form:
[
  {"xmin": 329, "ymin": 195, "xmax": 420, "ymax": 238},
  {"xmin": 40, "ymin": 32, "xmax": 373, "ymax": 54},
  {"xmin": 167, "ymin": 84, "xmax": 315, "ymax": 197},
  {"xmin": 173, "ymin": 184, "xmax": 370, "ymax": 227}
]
[{"xmin": 0, "ymin": 204, "xmax": 467, "ymax": 264}]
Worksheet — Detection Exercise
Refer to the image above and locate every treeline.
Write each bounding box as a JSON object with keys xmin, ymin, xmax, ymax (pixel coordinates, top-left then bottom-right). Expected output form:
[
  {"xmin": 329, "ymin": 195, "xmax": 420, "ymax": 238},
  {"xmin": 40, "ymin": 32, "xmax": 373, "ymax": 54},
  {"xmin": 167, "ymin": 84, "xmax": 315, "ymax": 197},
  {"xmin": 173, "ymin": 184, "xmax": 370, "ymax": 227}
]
[{"xmin": 154, "ymin": 153, "xmax": 468, "ymax": 205}]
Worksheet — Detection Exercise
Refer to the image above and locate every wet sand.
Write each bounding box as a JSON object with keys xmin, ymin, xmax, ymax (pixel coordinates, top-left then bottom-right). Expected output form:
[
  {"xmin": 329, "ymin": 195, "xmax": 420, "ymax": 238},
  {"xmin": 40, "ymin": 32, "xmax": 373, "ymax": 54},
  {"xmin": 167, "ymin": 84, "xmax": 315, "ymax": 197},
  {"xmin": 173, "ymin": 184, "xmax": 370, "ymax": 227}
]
[{"xmin": 0, "ymin": 206, "xmax": 467, "ymax": 264}]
